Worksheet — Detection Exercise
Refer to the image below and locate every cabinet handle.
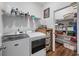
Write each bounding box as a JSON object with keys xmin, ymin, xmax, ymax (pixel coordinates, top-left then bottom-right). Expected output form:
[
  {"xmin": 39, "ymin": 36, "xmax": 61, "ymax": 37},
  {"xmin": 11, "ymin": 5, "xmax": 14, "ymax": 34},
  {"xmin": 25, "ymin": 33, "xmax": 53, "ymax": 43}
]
[{"xmin": 14, "ymin": 44, "xmax": 19, "ymax": 46}]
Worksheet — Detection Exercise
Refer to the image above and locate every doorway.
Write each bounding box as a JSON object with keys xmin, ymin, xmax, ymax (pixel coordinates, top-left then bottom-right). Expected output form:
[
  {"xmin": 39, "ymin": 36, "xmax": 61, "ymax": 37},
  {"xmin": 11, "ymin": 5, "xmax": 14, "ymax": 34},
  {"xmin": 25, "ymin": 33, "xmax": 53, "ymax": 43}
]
[{"xmin": 53, "ymin": 2, "xmax": 77, "ymax": 56}]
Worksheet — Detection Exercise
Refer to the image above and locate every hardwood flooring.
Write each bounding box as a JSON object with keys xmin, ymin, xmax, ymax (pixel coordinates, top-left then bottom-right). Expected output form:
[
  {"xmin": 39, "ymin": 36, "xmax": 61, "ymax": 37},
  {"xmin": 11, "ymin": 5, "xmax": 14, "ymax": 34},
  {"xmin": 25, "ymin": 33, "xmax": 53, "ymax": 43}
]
[{"xmin": 47, "ymin": 42, "xmax": 77, "ymax": 56}]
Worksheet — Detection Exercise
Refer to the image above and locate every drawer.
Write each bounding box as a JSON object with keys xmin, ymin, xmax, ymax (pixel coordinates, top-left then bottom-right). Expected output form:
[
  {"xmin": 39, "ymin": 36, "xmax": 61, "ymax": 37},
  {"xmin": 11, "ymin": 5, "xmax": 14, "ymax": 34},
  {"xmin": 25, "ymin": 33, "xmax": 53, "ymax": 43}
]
[
  {"xmin": 64, "ymin": 43, "xmax": 75, "ymax": 51},
  {"xmin": 64, "ymin": 43, "xmax": 70, "ymax": 48},
  {"xmin": 69, "ymin": 45, "xmax": 75, "ymax": 50}
]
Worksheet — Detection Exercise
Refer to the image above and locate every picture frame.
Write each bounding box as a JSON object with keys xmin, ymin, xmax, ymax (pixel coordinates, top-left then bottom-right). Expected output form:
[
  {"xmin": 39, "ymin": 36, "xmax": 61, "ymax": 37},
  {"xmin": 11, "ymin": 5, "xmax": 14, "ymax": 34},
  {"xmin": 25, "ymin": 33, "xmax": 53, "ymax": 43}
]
[{"xmin": 44, "ymin": 8, "xmax": 50, "ymax": 18}]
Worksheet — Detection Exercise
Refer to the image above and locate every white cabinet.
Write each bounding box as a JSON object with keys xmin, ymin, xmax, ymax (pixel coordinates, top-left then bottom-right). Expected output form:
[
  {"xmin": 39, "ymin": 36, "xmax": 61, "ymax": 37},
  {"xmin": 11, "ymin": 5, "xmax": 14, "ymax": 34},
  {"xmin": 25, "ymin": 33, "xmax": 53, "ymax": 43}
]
[
  {"xmin": 55, "ymin": 6, "xmax": 74, "ymax": 20},
  {"xmin": 2, "ymin": 38, "xmax": 30, "ymax": 56}
]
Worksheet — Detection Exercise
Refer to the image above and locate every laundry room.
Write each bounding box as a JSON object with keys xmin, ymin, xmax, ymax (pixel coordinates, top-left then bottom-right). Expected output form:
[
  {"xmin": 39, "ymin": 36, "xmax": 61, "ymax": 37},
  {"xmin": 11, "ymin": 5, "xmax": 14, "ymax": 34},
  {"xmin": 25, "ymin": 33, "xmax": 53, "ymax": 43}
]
[{"xmin": 0, "ymin": 2, "xmax": 78, "ymax": 56}]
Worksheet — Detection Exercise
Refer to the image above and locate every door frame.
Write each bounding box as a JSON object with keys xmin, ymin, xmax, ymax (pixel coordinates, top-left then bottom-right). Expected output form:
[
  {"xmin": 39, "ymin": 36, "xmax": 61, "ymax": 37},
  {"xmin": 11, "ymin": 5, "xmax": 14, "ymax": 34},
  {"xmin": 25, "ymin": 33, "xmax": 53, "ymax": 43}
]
[{"xmin": 53, "ymin": 4, "xmax": 73, "ymax": 51}]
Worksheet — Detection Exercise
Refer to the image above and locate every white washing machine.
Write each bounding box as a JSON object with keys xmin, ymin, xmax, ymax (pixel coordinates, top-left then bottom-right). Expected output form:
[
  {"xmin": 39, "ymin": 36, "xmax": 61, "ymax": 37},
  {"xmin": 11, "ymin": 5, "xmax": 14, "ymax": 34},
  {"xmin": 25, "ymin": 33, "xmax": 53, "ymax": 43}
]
[
  {"xmin": 2, "ymin": 34, "xmax": 30, "ymax": 56},
  {"xmin": 2, "ymin": 32, "xmax": 46, "ymax": 56}
]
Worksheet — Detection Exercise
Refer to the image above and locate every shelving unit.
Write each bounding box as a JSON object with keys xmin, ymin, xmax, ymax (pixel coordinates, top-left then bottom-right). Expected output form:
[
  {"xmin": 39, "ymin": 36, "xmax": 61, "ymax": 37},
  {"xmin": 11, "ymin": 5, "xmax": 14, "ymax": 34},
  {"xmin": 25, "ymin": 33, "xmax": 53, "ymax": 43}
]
[
  {"xmin": 46, "ymin": 28, "xmax": 53, "ymax": 51},
  {"xmin": 55, "ymin": 2, "xmax": 77, "ymax": 51},
  {"xmin": 36, "ymin": 28, "xmax": 53, "ymax": 51}
]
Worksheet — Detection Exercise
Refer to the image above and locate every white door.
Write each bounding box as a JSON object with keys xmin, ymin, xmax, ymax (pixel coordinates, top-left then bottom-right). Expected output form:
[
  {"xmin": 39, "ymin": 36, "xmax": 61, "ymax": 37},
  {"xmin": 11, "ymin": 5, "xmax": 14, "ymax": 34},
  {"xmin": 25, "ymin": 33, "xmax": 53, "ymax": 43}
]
[{"xmin": 2, "ymin": 38, "xmax": 30, "ymax": 56}]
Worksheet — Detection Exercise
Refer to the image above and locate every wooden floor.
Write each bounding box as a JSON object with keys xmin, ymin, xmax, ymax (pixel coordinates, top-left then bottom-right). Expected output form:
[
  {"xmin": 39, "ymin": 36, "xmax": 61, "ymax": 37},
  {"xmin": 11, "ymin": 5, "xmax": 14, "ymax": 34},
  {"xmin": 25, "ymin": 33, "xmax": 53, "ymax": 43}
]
[{"xmin": 47, "ymin": 42, "xmax": 77, "ymax": 56}]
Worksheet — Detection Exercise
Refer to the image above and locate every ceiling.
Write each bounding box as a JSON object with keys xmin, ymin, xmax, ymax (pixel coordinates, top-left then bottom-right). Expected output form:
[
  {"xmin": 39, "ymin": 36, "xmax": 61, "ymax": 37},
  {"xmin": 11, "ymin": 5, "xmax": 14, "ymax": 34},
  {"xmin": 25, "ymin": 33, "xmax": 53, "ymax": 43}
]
[{"xmin": 36, "ymin": 2, "xmax": 48, "ymax": 6}]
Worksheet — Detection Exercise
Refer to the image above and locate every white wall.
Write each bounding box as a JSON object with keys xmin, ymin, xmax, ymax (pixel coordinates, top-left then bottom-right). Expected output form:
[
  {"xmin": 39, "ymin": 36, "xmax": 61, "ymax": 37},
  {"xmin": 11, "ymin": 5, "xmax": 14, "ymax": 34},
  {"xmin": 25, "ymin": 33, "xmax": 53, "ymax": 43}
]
[
  {"xmin": 2, "ymin": 2, "xmax": 43, "ymax": 34},
  {"xmin": 4, "ymin": 2, "xmax": 42, "ymax": 18},
  {"xmin": 41, "ymin": 2, "xmax": 71, "ymax": 28}
]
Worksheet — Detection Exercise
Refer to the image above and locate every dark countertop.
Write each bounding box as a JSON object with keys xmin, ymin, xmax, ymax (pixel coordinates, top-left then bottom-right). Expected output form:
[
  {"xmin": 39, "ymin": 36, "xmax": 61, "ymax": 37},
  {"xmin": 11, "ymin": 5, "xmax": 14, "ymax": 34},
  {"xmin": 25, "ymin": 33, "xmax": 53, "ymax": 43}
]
[{"xmin": 2, "ymin": 34, "xmax": 29, "ymax": 43}]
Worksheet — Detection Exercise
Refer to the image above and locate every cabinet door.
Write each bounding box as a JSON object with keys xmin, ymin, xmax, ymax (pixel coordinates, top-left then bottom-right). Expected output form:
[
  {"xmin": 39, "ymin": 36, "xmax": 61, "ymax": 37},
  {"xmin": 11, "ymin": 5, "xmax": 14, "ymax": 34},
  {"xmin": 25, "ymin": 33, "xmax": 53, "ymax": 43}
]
[
  {"xmin": 2, "ymin": 38, "xmax": 30, "ymax": 56},
  {"xmin": 55, "ymin": 6, "xmax": 74, "ymax": 20}
]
